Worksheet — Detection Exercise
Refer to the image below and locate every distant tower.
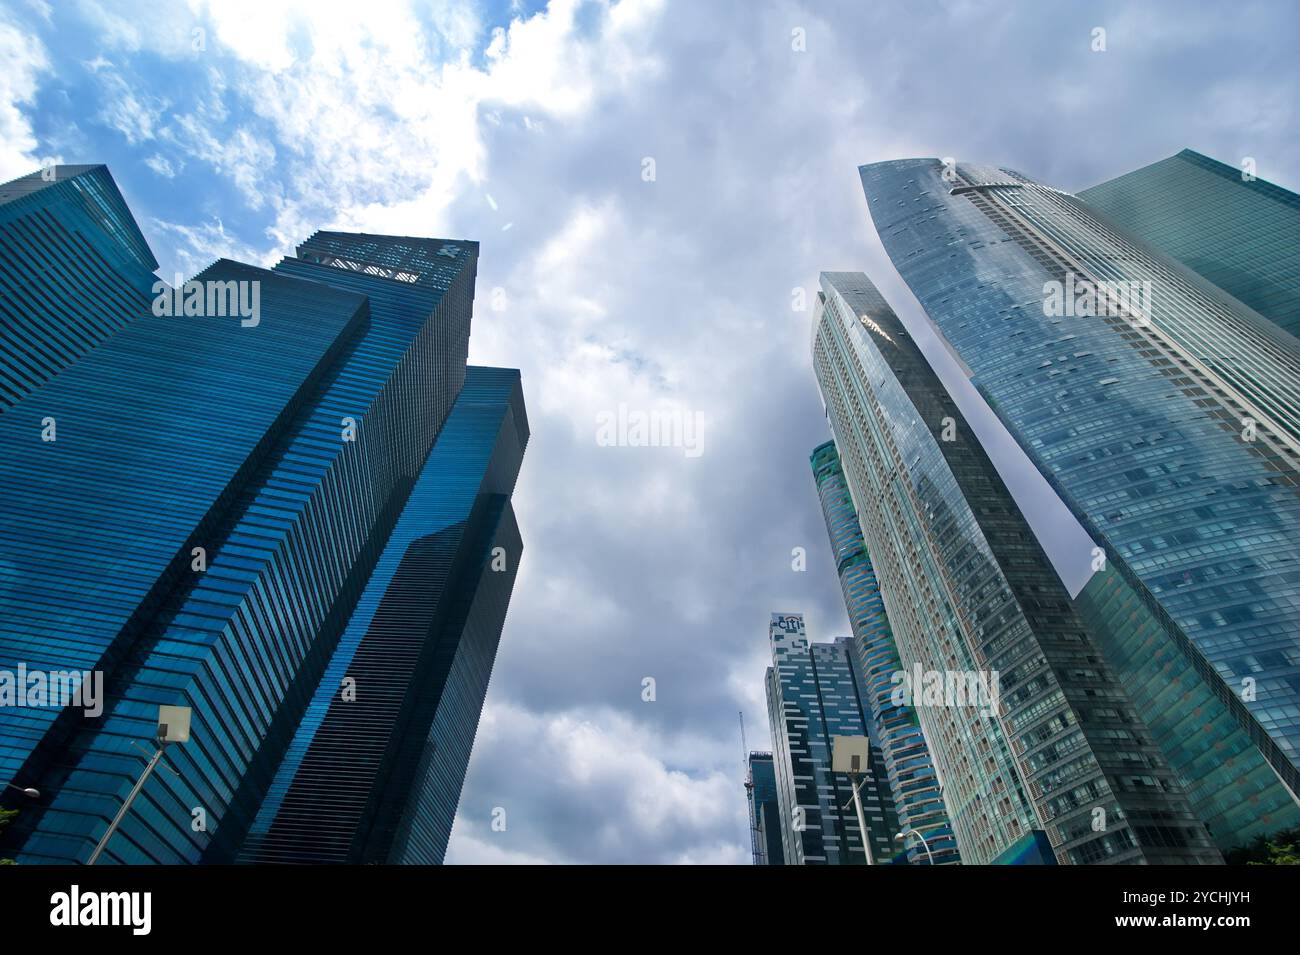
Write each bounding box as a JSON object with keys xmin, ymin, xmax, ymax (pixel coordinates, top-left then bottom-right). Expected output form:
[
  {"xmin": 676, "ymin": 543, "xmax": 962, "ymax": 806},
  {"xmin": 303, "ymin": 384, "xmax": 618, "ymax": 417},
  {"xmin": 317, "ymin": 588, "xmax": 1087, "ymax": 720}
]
[
  {"xmin": 764, "ymin": 613, "xmax": 898, "ymax": 864},
  {"xmin": 746, "ymin": 751, "xmax": 784, "ymax": 865}
]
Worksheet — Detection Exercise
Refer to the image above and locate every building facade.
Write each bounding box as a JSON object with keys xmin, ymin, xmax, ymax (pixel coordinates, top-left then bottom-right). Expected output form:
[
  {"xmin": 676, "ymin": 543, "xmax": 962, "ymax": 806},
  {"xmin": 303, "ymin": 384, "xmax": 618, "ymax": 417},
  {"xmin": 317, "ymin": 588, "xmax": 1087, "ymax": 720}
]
[
  {"xmin": 765, "ymin": 613, "xmax": 898, "ymax": 864},
  {"xmin": 860, "ymin": 159, "xmax": 1300, "ymax": 851},
  {"xmin": 1078, "ymin": 148, "xmax": 1300, "ymax": 343},
  {"xmin": 810, "ymin": 441, "xmax": 959, "ymax": 865},
  {"xmin": 0, "ymin": 165, "xmax": 158, "ymax": 412},
  {"xmin": 746, "ymin": 751, "xmax": 784, "ymax": 865},
  {"xmin": 0, "ymin": 165, "xmax": 527, "ymax": 864},
  {"xmin": 812, "ymin": 271, "xmax": 1222, "ymax": 864},
  {"xmin": 237, "ymin": 366, "xmax": 527, "ymax": 864}
]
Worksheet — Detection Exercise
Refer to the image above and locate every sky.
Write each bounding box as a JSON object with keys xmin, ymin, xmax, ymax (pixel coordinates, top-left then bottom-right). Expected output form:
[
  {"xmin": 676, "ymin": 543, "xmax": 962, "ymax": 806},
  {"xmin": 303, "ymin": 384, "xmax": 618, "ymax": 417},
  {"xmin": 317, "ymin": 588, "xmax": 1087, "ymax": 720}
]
[{"xmin": 1, "ymin": 0, "xmax": 1298, "ymax": 864}]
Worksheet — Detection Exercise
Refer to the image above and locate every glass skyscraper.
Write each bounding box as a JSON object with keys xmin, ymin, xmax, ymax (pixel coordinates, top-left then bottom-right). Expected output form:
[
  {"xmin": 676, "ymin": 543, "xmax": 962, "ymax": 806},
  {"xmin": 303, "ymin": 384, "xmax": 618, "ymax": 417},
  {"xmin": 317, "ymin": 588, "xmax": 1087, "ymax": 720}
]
[
  {"xmin": 745, "ymin": 751, "xmax": 784, "ymax": 865},
  {"xmin": 0, "ymin": 165, "xmax": 528, "ymax": 864},
  {"xmin": 0, "ymin": 165, "xmax": 158, "ymax": 411},
  {"xmin": 860, "ymin": 159, "xmax": 1300, "ymax": 851},
  {"xmin": 237, "ymin": 366, "xmax": 527, "ymax": 864},
  {"xmin": 812, "ymin": 271, "xmax": 1222, "ymax": 865},
  {"xmin": 810, "ymin": 441, "xmax": 959, "ymax": 865},
  {"xmin": 765, "ymin": 613, "xmax": 898, "ymax": 865},
  {"xmin": 1078, "ymin": 148, "xmax": 1300, "ymax": 343}
]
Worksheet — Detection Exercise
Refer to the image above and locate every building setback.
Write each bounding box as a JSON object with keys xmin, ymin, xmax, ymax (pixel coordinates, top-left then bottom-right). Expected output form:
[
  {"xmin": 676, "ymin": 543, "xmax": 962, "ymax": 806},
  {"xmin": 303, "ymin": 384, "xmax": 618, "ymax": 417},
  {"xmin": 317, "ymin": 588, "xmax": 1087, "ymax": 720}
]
[
  {"xmin": 765, "ymin": 612, "xmax": 898, "ymax": 865},
  {"xmin": 812, "ymin": 270, "xmax": 1222, "ymax": 864},
  {"xmin": 810, "ymin": 441, "xmax": 960, "ymax": 865},
  {"xmin": 1078, "ymin": 148, "xmax": 1300, "ymax": 344},
  {"xmin": 238, "ymin": 366, "xmax": 527, "ymax": 864},
  {"xmin": 0, "ymin": 165, "xmax": 158, "ymax": 411},
  {"xmin": 860, "ymin": 158, "xmax": 1300, "ymax": 852},
  {"xmin": 0, "ymin": 165, "xmax": 528, "ymax": 864}
]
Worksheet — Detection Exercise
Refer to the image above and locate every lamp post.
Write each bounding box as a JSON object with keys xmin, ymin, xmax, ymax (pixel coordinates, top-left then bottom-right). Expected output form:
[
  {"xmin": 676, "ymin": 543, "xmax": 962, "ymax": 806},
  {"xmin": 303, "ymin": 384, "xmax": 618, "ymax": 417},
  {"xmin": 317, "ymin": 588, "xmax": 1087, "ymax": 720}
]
[
  {"xmin": 87, "ymin": 704, "xmax": 190, "ymax": 865},
  {"xmin": 895, "ymin": 827, "xmax": 936, "ymax": 866},
  {"xmin": 832, "ymin": 735, "xmax": 875, "ymax": 865},
  {"xmin": 4, "ymin": 784, "xmax": 40, "ymax": 799}
]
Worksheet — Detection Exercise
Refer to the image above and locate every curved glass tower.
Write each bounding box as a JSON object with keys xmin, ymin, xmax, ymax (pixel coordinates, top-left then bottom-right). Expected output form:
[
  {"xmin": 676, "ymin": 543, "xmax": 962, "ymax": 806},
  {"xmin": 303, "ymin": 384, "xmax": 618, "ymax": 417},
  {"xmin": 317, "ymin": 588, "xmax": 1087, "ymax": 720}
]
[
  {"xmin": 812, "ymin": 271, "xmax": 1221, "ymax": 864},
  {"xmin": 859, "ymin": 159, "xmax": 1300, "ymax": 846},
  {"xmin": 810, "ymin": 441, "xmax": 959, "ymax": 865}
]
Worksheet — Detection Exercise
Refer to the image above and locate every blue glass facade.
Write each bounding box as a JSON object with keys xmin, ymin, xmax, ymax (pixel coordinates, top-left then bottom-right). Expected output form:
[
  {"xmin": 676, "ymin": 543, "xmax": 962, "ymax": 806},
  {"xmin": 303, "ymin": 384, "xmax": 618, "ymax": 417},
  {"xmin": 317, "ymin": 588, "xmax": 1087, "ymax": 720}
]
[
  {"xmin": 812, "ymin": 271, "xmax": 1221, "ymax": 864},
  {"xmin": 745, "ymin": 751, "xmax": 784, "ymax": 865},
  {"xmin": 239, "ymin": 367, "xmax": 527, "ymax": 864},
  {"xmin": 1079, "ymin": 148, "xmax": 1300, "ymax": 343},
  {"xmin": 0, "ymin": 166, "xmax": 157, "ymax": 411},
  {"xmin": 860, "ymin": 159, "xmax": 1300, "ymax": 850},
  {"xmin": 765, "ymin": 613, "xmax": 899, "ymax": 865},
  {"xmin": 0, "ymin": 165, "xmax": 527, "ymax": 864},
  {"xmin": 810, "ymin": 441, "xmax": 960, "ymax": 865},
  {"xmin": 1072, "ymin": 562, "xmax": 1300, "ymax": 850}
]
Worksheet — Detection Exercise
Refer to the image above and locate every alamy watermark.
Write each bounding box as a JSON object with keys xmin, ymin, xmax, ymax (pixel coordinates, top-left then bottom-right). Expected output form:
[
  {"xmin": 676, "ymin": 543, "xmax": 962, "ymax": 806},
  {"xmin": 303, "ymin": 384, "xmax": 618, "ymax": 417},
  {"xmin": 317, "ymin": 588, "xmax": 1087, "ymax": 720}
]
[
  {"xmin": 151, "ymin": 275, "xmax": 260, "ymax": 327},
  {"xmin": 595, "ymin": 403, "xmax": 705, "ymax": 458},
  {"xmin": 0, "ymin": 663, "xmax": 103, "ymax": 717},
  {"xmin": 50, "ymin": 885, "xmax": 151, "ymax": 935},
  {"xmin": 1042, "ymin": 271, "xmax": 1151, "ymax": 324},
  {"xmin": 890, "ymin": 664, "xmax": 1000, "ymax": 718}
]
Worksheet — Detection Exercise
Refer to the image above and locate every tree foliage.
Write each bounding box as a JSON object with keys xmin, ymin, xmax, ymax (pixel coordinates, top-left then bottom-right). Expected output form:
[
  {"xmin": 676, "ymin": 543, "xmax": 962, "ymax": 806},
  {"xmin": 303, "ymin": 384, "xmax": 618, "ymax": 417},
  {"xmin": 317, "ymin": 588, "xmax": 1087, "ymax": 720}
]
[{"xmin": 1225, "ymin": 826, "xmax": 1300, "ymax": 865}]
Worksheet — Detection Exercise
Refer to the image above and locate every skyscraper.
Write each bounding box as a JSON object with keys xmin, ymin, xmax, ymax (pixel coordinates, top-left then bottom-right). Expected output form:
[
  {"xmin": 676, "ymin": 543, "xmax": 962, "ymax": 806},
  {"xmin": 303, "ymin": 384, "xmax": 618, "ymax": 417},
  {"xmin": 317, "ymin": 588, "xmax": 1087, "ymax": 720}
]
[
  {"xmin": 765, "ymin": 612, "xmax": 898, "ymax": 865},
  {"xmin": 238, "ymin": 366, "xmax": 527, "ymax": 864},
  {"xmin": 812, "ymin": 271, "xmax": 1222, "ymax": 865},
  {"xmin": 745, "ymin": 751, "xmax": 784, "ymax": 865},
  {"xmin": 1078, "ymin": 148, "xmax": 1300, "ymax": 343},
  {"xmin": 810, "ymin": 441, "xmax": 959, "ymax": 865},
  {"xmin": 860, "ymin": 158, "xmax": 1300, "ymax": 850},
  {"xmin": 0, "ymin": 165, "xmax": 158, "ymax": 411},
  {"xmin": 0, "ymin": 165, "xmax": 528, "ymax": 864}
]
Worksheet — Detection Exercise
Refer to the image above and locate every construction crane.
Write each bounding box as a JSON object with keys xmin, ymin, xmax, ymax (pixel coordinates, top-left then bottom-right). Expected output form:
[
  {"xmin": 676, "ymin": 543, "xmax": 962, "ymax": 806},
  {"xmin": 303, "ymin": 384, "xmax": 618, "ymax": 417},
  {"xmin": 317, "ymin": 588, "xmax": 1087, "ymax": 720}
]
[{"xmin": 740, "ymin": 710, "xmax": 764, "ymax": 864}]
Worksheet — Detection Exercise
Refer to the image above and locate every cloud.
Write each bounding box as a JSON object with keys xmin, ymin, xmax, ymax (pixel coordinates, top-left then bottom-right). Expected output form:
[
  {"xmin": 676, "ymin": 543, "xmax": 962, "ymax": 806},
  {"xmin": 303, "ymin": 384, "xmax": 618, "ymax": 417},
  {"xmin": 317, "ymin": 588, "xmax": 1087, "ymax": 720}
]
[
  {"xmin": 69, "ymin": 0, "xmax": 665, "ymax": 276},
  {"xmin": 448, "ymin": 703, "xmax": 747, "ymax": 864},
  {"xmin": 147, "ymin": 216, "xmax": 273, "ymax": 276},
  {"xmin": 168, "ymin": 114, "xmax": 276, "ymax": 208},
  {"xmin": 144, "ymin": 153, "xmax": 180, "ymax": 178},
  {"xmin": 9, "ymin": 0, "xmax": 1300, "ymax": 866},
  {"xmin": 94, "ymin": 69, "xmax": 167, "ymax": 144},
  {"xmin": 0, "ymin": 18, "xmax": 50, "ymax": 180}
]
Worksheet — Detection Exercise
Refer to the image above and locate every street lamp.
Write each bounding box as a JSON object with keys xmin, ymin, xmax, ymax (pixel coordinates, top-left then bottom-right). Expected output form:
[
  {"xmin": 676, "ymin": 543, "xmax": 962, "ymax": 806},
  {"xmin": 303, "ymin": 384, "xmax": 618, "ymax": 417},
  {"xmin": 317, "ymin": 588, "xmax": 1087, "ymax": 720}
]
[
  {"xmin": 87, "ymin": 704, "xmax": 191, "ymax": 865},
  {"xmin": 4, "ymin": 784, "xmax": 40, "ymax": 799},
  {"xmin": 895, "ymin": 827, "xmax": 936, "ymax": 866},
  {"xmin": 832, "ymin": 735, "xmax": 875, "ymax": 865}
]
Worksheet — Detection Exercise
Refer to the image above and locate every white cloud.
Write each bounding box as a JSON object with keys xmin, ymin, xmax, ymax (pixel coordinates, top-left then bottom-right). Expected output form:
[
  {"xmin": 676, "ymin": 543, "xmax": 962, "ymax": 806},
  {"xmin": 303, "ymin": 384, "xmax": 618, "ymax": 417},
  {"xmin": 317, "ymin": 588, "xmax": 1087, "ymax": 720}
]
[
  {"xmin": 21, "ymin": 0, "xmax": 53, "ymax": 24},
  {"xmin": 443, "ymin": 831, "xmax": 554, "ymax": 865},
  {"xmin": 95, "ymin": 69, "xmax": 167, "ymax": 144},
  {"xmin": 447, "ymin": 702, "xmax": 744, "ymax": 864},
  {"xmin": 20, "ymin": 0, "xmax": 1300, "ymax": 868},
  {"xmin": 80, "ymin": 0, "xmax": 665, "ymax": 267},
  {"xmin": 144, "ymin": 153, "xmax": 180, "ymax": 178},
  {"xmin": 72, "ymin": 0, "xmax": 201, "ymax": 56},
  {"xmin": 0, "ymin": 19, "xmax": 49, "ymax": 181},
  {"xmin": 480, "ymin": 0, "xmax": 663, "ymax": 117},
  {"xmin": 147, "ymin": 215, "xmax": 273, "ymax": 276},
  {"xmin": 169, "ymin": 113, "xmax": 276, "ymax": 208}
]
